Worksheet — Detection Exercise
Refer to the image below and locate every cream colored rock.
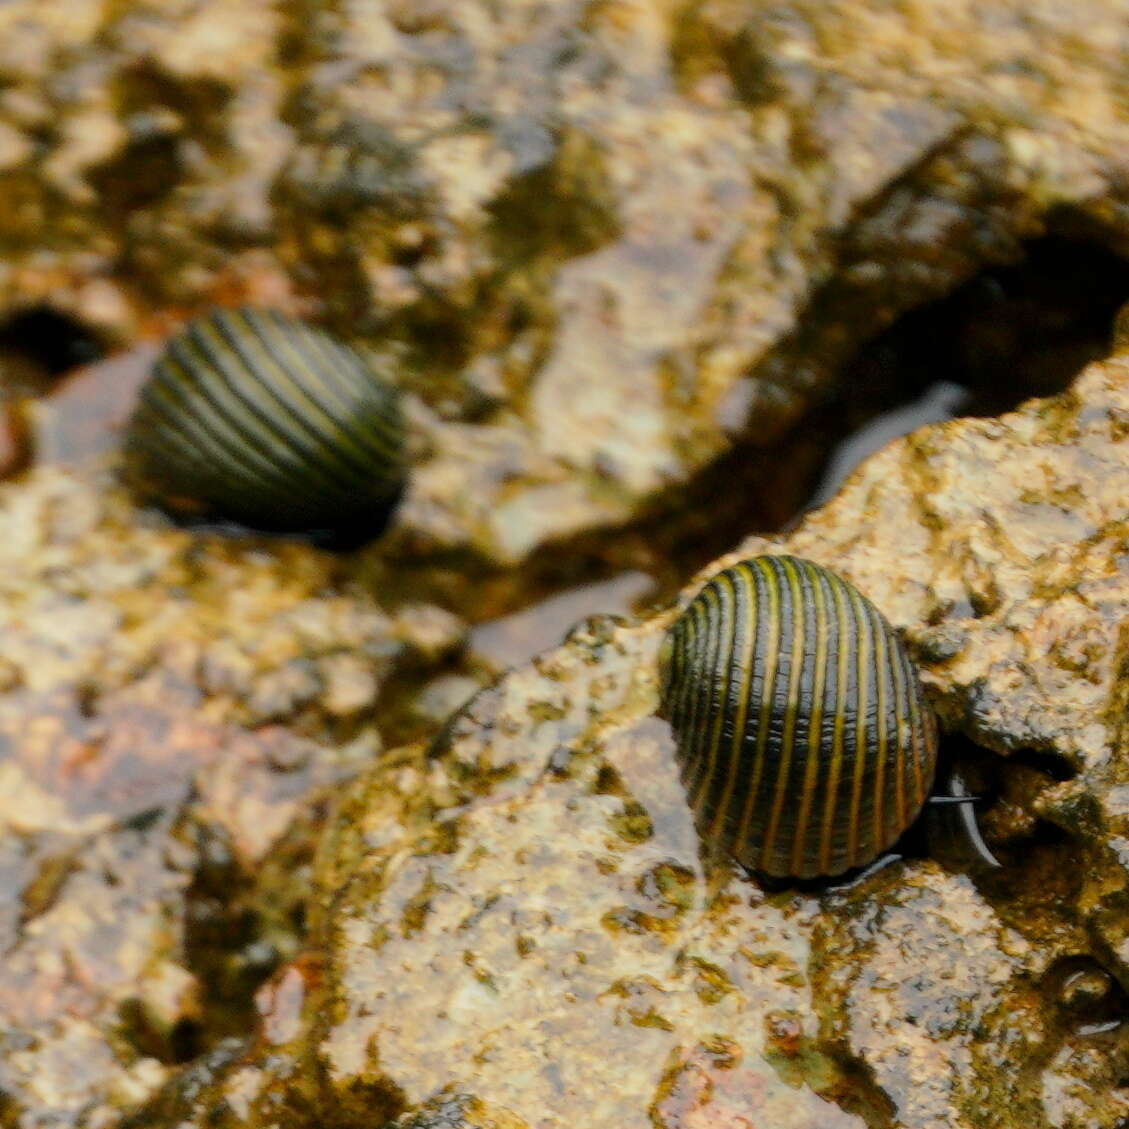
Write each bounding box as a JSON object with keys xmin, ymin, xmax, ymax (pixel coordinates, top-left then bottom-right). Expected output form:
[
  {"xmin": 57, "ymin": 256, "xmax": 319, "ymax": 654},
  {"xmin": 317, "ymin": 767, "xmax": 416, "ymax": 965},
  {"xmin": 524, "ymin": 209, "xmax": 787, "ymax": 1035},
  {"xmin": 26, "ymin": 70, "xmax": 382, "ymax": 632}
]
[
  {"xmin": 156, "ymin": 339, "xmax": 1129, "ymax": 1129},
  {"xmin": 0, "ymin": 468, "xmax": 462, "ymax": 1126},
  {"xmin": 0, "ymin": 0, "xmax": 1126, "ymax": 563}
]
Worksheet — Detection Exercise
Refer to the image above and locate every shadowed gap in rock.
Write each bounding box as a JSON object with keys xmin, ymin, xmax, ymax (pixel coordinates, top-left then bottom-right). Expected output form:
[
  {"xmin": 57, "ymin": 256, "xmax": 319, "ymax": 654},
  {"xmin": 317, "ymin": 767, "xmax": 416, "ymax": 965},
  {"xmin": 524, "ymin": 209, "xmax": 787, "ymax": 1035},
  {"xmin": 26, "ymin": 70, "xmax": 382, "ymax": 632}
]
[
  {"xmin": 926, "ymin": 734, "xmax": 1077, "ymax": 858},
  {"xmin": 377, "ymin": 237, "xmax": 1129, "ymax": 750},
  {"xmin": 799, "ymin": 236, "xmax": 1129, "ymax": 515},
  {"xmin": 514, "ymin": 236, "xmax": 1129, "ymax": 606},
  {"xmin": 155, "ymin": 820, "xmax": 290, "ymax": 1064},
  {"xmin": 1041, "ymin": 954, "xmax": 1128, "ymax": 1038},
  {"xmin": 0, "ymin": 306, "xmax": 105, "ymax": 392}
]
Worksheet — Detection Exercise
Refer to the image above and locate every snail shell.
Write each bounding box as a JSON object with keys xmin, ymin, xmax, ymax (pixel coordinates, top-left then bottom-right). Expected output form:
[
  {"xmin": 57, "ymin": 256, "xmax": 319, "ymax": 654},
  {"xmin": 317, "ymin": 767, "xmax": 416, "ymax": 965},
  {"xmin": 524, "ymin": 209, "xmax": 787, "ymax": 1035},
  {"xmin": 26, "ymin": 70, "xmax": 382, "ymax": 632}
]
[
  {"xmin": 124, "ymin": 308, "xmax": 405, "ymax": 546},
  {"xmin": 659, "ymin": 555, "xmax": 937, "ymax": 878}
]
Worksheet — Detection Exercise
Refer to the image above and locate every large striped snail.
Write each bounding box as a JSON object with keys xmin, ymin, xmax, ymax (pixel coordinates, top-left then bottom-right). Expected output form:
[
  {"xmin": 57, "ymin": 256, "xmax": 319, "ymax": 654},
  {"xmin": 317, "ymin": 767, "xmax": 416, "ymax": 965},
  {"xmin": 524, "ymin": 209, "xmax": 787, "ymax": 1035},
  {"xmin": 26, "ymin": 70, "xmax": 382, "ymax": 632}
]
[
  {"xmin": 659, "ymin": 555, "xmax": 939, "ymax": 879},
  {"xmin": 124, "ymin": 308, "xmax": 406, "ymax": 548}
]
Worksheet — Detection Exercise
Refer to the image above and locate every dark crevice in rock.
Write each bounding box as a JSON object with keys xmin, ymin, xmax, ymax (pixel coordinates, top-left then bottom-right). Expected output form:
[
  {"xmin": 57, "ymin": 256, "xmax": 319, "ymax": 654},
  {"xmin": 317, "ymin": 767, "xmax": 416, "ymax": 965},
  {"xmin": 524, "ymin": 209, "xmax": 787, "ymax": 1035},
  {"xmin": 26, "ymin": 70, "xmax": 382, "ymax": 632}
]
[
  {"xmin": 795, "ymin": 235, "xmax": 1129, "ymax": 517},
  {"xmin": 961, "ymin": 826, "xmax": 1087, "ymax": 957},
  {"xmin": 931, "ymin": 734, "xmax": 1073, "ymax": 851},
  {"xmin": 86, "ymin": 130, "xmax": 183, "ymax": 213},
  {"xmin": 836, "ymin": 236, "xmax": 1129, "ymax": 416},
  {"xmin": 474, "ymin": 236, "xmax": 1129, "ymax": 617},
  {"xmin": 0, "ymin": 306, "xmax": 105, "ymax": 387},
  {"xmin": 347, "ymin": 230, "xmax": 1129, "ymax": 766},
  {"xmin": 165, "ymin": 819, "xmax": 296, "ymax": 1063},
  {"xmin": 814, "ymin": 1041, "xmax": 898, "ymax": 1129},
  {"xmin": 1005, "ymin": 748, "xmax": 1079, "ymax": 784},
  {"xmin": 912, "ymin": 734, "xmax": 1088, "ymax": 887},
  {"xmin": 1041, "ymin": 954, "xmax": 1128, "ymax": 1034},
  {"xmin": 118, "ymin": 997, "xmax": 203, "ymax": 1067},
  {"xmin": 945, "ymin": 734, "xmax": 1077, "ymax": 793},
  {"xmin": 748, "ymin": 131, "xmax": 1026, "ymax": 425}
]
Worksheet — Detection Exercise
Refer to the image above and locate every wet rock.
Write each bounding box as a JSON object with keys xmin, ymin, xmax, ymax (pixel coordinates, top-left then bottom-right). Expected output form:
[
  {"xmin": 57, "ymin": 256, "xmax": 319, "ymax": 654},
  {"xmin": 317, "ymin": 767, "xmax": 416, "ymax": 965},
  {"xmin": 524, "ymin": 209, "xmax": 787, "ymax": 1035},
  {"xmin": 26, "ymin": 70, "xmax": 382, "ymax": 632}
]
[
  {"xmin": 0, "ymin": 397, "xmax": 31, "ymax": 479},
  {"xmin": 0, "ymin": 1, "xmax": 1127, "ymax": 1125},
  {"xmin": 468, "ymin": 571, "xmax": 656, "ymax": 672},
  {"xmin": 387, "ymin": 1093, "xmax": 531, "ymax": 1129},
  {"xmin": 0, "ymin": 0, "xmax": 1125, "ymax": 564},
  {"xmin": 27, "ymin": 344, "xmax": 160, "ymax": 467},
  {"xmin": 147, "ymin": 333, "xmax": 1129, "ymax": 1128},
  {"xmin": 0, "ymin": 466, "xmax": 464, "ymax": 1126}
]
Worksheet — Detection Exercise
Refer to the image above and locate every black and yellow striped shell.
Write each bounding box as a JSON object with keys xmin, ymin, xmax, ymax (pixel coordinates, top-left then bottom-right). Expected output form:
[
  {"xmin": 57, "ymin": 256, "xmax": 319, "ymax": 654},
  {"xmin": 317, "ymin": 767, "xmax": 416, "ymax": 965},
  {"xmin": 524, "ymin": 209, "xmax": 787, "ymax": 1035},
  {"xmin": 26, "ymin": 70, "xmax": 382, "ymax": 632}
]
[
  {"xmin": 124, "ymin": 308, "xmax": 405, "ymax": 546},
  {"xmin": 659, "ymin": 555, "xmax": 937, "ymax": 879}
]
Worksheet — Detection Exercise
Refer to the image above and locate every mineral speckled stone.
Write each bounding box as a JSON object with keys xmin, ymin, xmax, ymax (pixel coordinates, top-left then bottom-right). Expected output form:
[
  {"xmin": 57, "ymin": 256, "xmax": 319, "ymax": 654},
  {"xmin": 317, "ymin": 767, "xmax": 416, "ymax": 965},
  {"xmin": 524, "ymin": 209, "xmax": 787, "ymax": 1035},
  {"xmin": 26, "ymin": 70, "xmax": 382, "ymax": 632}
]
[
  {"xmin": 0, "ymin": 466, "xmax": 461, "ymax": 1127},
  {"xmin": 0, "ymin": 0, "xmax": 1126, "ymax": 564},
  {"xmin": 0, "ymin": 0, "xmax": 1128, "ymax": 1125},
  {"xmin": 128, "ymin": 335, "xmax": 1129, "ymax": 1129}
]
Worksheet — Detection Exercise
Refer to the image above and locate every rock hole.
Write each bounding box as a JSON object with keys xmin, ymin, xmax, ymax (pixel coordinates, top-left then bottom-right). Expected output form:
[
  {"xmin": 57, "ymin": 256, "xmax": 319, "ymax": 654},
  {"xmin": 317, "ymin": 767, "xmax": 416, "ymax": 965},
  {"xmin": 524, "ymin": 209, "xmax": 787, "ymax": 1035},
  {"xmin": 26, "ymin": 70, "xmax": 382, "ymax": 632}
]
[
  {"xmin": 931, "ymin": 734, "xmax": 1089, "ymax": 932},
  {"xmin": 176, "ymin": 822, "xmax": 284, "ymax": 1057},
  {"xmin": 1005, "ymin": 747, "xmax": 1078, "ymax": 783},
  {"xmin": 391, "ymin": 237, "xmax": 431, "ymax": 270},
  {"xmin": 0, "ymin": 306, "xmax": 105, "ymax": 392},
  {"xmin": 1042, "ymin": 954, "xmax": 1128, "ymax": 1036},
  {"xmin": 87, "ymin": 130, "xmax": 183, "ymax": 213},
  {"xmin": 117, "ymin": 999, "xmax": 203, "ymax": 1067},
  {"xmin": 800, "ymin": 236, "xmax": 1129, "ymax": 513},
  {"xmin": 167, "ymin": 1018, "xmax": 204, "ymax": 1064},
  {"xmin": 922, "ymin": 734, "xmax": 1083, "ymax": 874},
  {"xmin": 75, "ymin": 680, "xmax": 101, "ymax": 720}
]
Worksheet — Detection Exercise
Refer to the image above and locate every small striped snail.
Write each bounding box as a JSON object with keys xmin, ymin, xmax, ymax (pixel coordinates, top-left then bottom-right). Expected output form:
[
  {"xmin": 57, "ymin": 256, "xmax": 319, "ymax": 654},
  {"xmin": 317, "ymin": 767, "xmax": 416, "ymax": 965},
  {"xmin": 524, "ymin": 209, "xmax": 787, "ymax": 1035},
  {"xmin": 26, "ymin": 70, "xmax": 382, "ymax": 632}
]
[
  {"xmin": 124, "ymin": 308, "xmax": 406, "ymax": 548},
  {"xmin": 659, "ymin": 555, "xmax": 939, "ymax": 879}
]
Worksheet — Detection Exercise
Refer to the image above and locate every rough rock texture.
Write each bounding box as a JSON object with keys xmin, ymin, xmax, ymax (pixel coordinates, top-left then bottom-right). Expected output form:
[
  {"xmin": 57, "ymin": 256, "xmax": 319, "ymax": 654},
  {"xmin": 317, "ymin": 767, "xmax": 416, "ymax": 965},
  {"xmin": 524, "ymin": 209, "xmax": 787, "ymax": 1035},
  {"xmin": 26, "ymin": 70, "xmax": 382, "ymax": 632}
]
[
  {"xmin": 135, "ymin": 333, "xmax": 1129, "ymax": 1129},
  {"xmin": 1, "ymin": 2, "xmax": 1128, "ymax": 1126},
  {"xmin": 0, "ymin": 468, "xmax": 466, "ymax": 1127},
  {"xmin": 387, "ymin": 1094, "xmax": 532, "ymax": 1129},
  {"xmin": 0, "ymin": 0, "xmax": 1127, "ymax": 564}
]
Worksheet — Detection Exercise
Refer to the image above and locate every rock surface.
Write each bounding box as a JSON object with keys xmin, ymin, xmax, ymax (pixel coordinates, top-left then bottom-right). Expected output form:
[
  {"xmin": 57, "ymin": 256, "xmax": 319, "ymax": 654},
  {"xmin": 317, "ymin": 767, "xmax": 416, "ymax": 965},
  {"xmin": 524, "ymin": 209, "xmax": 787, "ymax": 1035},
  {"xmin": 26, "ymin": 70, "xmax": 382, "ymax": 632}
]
[
  {"xmin": 0, "ymin": 2, "xmax": 1128, "ymax": 1127},
  {"xmin": 0, "ymin": 0, "xmax": 1127, "ymax": 564},
  {"xmin": 0, "ymin": 468, "xmax": 467, "ymax": 1127},
  {"xmin": 128, "ymin": 333, "xmax": 1129, "ymax": 1129}
]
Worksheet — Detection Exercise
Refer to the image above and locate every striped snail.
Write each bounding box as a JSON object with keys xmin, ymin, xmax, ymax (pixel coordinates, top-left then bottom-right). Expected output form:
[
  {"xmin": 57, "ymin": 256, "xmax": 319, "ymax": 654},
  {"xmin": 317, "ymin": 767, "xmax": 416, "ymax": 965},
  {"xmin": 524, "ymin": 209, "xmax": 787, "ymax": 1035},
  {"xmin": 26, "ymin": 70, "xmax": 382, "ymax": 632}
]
[
  {"xmin": 124, "ymin": 308, "xmax": 406, "ymax": 547},
  {"xmin": 659, "ymin": 555, "xmax": 938, "ymax": 879}
]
